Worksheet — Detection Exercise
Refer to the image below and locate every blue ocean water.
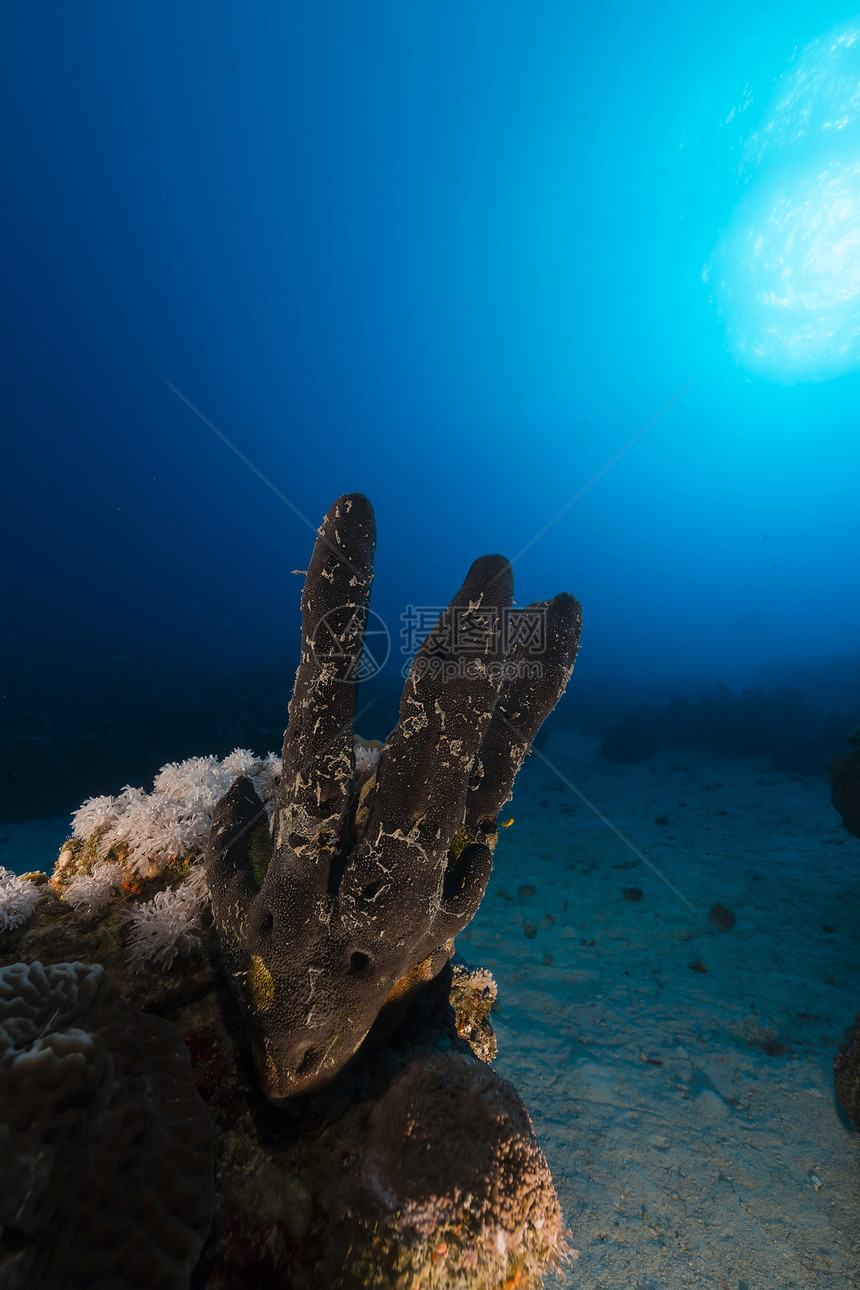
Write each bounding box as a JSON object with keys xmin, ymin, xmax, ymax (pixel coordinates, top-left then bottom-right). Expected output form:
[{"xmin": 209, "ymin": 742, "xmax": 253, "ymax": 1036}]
[
  {"xmin": 2, "ymin": 9, "xmax": 860, "ymax": 1287},
  {"xmin": 2, "ymin": 1, "xmax": 859, "ymax": 797}
]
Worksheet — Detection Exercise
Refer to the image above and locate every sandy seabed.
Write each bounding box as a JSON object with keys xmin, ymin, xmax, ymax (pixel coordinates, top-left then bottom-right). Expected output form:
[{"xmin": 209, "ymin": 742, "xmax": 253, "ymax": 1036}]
[
  {"xmin": 461, "ymin": 730, "xmax": 860, "ymax": 1290},
  {"xmin": 3, "ymin": 730, "xmax": 858, "ymax": 1289}
]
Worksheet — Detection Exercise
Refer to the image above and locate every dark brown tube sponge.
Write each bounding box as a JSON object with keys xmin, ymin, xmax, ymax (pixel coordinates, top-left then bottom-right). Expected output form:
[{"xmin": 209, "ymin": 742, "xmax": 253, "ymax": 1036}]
[
  {"xmin": 0, "ymin": 960, "xmax": 214, "ymax": 1290},
  {"xmin": 206, "ymin": 494, "xmax": 581, "ymax": 1102}
]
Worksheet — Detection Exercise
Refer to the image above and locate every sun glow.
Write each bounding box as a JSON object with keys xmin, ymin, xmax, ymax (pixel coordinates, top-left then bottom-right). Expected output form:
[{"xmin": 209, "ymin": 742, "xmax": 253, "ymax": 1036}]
[{"xmin": 709, "ymin": 18, "xmax": 860, "ymax": 381}]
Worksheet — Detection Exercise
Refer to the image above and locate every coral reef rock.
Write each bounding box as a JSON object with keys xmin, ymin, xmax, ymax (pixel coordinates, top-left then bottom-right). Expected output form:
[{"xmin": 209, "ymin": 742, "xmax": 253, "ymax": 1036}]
[
  {"xmin": 206, "ymin": 492, "xmax": 581, "ymax": 1101},
  {"xmin": 362, "ymin": 1050, "xmax": 567, "ymax": 1279},
  {"xmin": 185, "ymin": 961, "xmax": 568, "ymax": 1290},
  {"xmin": 835, "ymin": 1010, "xmax": 860, "ymax": 1128},
  {"xmin": 829, "ymin": 727, "xmax": 860, "ymax": 839},
  {"xmin": 828, "ymin": 730, "xmax": 860, "ymax": 1125},
  {"xmin": 0, "ymin": 960, "xmax": 215, "ymax": 1290}
]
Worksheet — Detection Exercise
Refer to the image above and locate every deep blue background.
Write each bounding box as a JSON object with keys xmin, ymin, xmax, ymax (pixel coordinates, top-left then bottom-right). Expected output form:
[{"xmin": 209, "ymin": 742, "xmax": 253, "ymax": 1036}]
[{"xmin": 3, "ymin": 1, "xmax": 859, "ymax": 721}]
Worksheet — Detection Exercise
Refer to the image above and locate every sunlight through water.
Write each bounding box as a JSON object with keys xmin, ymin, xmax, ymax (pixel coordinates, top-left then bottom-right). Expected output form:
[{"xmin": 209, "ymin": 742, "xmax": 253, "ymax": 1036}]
[{"xmin": 707, "ymin": 18, "xmax": 860, "ymax": 381}]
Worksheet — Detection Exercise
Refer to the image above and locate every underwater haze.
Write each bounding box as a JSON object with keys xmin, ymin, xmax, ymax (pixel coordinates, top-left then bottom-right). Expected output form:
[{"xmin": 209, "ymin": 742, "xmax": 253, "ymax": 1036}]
[{"xmin": 3, "ymin": 0, "xmax": 860, "ymax": 813}]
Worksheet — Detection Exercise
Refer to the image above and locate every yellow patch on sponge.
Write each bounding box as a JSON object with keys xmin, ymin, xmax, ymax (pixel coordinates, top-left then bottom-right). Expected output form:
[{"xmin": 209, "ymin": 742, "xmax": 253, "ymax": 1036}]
[
  {"xmin": 384, "ymin": 938, "xmax": 455, "ymax": 1007},
  {"xmin": 246, "ymin": 955, "xmax": 275, "ymax": 1012}
]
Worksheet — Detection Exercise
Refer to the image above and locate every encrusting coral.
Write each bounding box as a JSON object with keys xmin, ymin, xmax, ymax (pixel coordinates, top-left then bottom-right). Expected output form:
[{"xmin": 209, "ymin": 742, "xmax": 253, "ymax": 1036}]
[{"xmin": 205, "ymin": 492, "xmax": 581, "ymax": 1102}]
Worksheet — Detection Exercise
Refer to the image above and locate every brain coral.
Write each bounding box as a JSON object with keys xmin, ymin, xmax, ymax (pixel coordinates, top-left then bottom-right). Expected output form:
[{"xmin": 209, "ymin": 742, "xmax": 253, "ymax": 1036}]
[
  {"xmin": 362, "ymin": 1050, "xmax": 565, "ymax": 1270},
  {"xmin": 0, "ymin": 960, "xmax": 214, "ymax": 1290}
]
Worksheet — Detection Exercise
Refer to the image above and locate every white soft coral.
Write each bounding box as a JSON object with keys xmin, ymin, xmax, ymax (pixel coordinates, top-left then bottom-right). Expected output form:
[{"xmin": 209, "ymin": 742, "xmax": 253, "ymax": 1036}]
[
  {"xmin": 72, "ymin": 750, "xmax": 282, "ymax": 879},
  {"xmin": 64, "ymin": 861, "xmax": 126, "ymax": 913},
  {"xmin": 63, "ymin": 747, "xmax": 284, "ymax": 966},
  {"xmin": 71, "ymin": 793, "xmax": 124, "ymax": 840},
  {"xmin": 0, "ymin": 867, "xmax": 41, "ymax": 930},
  {"xmin": 153, "ymin": 755, "xmax": 234, "ymax": 808},
  {"xmin": 119, "ymin": 794, "xmax": 212, "ymax": 878},
  {"xmin": 123, "ymin": 865, "xmax": 209, "ymax": 971}
]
